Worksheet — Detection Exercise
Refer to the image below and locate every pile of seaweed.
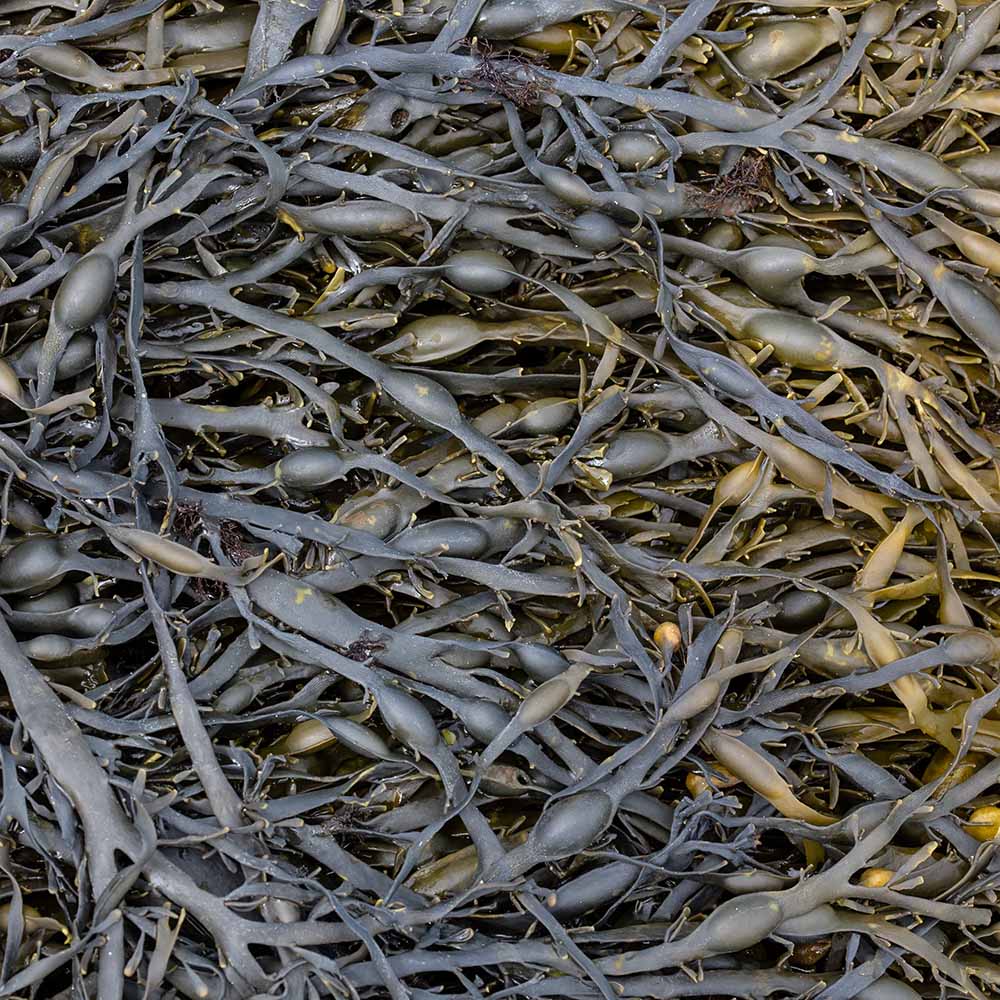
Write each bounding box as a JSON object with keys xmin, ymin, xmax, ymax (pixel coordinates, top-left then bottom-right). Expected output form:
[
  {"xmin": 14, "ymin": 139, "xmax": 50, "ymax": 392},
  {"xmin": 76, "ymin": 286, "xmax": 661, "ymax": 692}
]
[{"xmin": 1, "ymin": 1, "xmax": 1000, "ymax": 998}]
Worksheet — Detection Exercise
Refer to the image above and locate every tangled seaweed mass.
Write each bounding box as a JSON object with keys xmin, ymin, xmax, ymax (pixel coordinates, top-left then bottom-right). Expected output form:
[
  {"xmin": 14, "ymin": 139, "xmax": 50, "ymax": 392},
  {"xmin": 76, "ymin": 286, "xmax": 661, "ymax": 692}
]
[{"xmin": 8, "ymin": 0, "xmax": 1000, "ymax": 997}]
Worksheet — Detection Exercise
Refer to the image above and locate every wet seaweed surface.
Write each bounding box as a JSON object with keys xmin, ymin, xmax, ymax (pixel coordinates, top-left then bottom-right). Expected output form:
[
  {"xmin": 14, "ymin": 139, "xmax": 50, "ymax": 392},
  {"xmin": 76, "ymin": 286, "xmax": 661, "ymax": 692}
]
[{"xmin": 3, "ymin": 1, "xmax": 1000, "ymax": 998}]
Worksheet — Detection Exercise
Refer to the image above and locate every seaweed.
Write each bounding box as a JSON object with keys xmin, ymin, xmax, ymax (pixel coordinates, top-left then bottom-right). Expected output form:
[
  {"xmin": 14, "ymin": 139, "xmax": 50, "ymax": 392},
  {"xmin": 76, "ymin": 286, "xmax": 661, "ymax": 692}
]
[{"xmin": 0, "ymin": 2, "xmax": 999, "ymax": 999}]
